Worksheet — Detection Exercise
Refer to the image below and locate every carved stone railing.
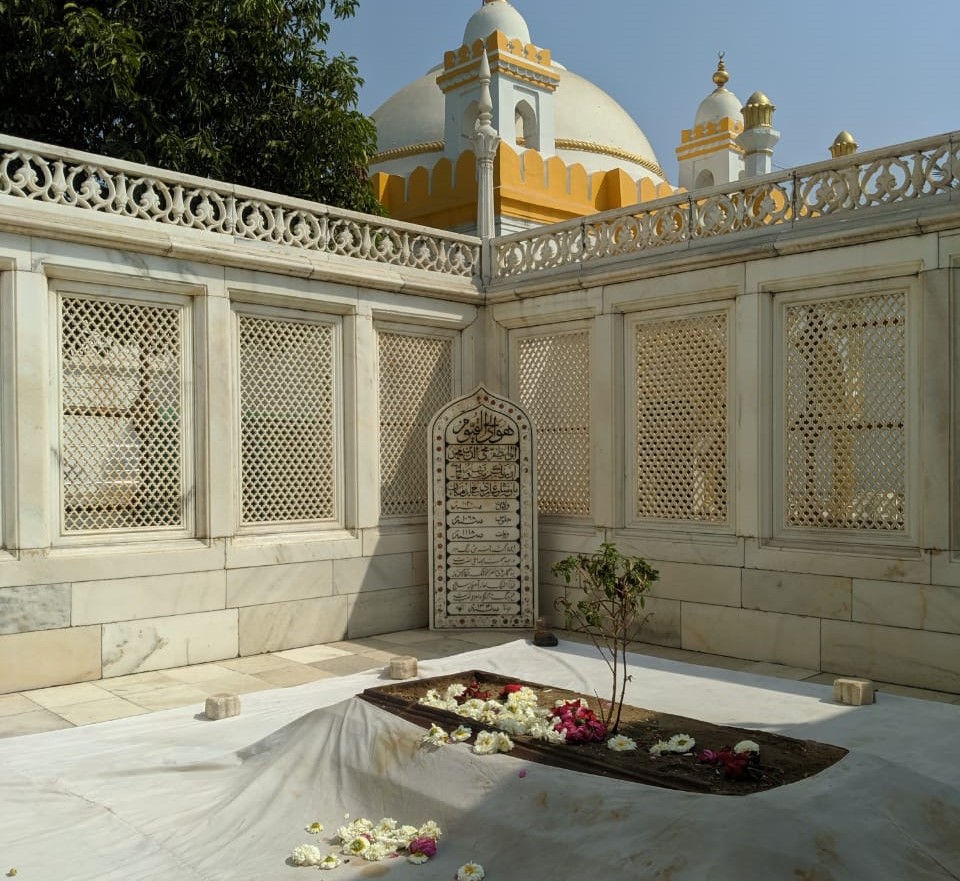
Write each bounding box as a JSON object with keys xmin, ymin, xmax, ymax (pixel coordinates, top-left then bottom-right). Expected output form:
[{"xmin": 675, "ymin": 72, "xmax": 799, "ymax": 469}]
[
  {"xmin": 0, "ymin": 135, "xmax": 481, "ymax": 278},
  {"xmin": 493, "ymin": 132, "xmax": 960, "ymax": 279}
]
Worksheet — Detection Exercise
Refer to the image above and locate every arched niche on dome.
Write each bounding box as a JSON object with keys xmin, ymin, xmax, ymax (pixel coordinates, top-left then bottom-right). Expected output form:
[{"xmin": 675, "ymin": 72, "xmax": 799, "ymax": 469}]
[{"xmin": 515, "ymin": 99, "xmax": 539, "ymax": 151}]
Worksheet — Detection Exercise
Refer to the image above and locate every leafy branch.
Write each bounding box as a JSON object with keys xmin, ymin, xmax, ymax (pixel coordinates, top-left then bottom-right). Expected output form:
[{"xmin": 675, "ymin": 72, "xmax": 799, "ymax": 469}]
[{"xmin": 552, "ymin": 543, "xmax": 658, "ymax": 734}]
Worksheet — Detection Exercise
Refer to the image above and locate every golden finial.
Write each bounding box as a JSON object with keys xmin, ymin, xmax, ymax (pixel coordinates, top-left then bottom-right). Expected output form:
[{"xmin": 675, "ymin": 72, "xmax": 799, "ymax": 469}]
[
  {"xmin": 830, "ymin": 130, "xmax": 859, "ymax": 158},
  {"xmin": 712, "ymin": 52, "xmax": 729, "ymax": 90},
  {"xmin": 742, "ymin": 91, "xmax": 776, "ymax": 128}
]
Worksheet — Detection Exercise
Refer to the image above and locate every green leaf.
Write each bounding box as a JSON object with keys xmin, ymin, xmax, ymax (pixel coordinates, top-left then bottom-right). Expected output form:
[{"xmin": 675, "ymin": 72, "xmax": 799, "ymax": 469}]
[{"xmin": 0, "ymin": 0, "xmax": 382, "ymax": 213}]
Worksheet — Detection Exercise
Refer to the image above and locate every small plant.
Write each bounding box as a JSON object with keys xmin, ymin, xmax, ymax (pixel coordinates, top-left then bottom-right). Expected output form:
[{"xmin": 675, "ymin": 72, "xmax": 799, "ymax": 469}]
[{"xmin": 552, "ymin": 543, "xmax": 658, "ymax": 734}]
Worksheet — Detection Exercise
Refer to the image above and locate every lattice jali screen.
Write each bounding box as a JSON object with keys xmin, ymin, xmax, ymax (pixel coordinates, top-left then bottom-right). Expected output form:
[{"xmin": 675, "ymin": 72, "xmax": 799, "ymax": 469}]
[
  {"xmin": 238, "ymin": 314, "xmax": 336, "ymax": 525},
  {"xmin": 784, "ymin": 292, "xmax": 906, "ymax": 531},
  {"xmin": 59, "ymin": 296, "xmax": 184, "ymax": 532},
  {"xmin": 378, "ymin": 331, "xmax": 453, "ymax": 517},
  {"xmin": 634, "ymin": 312, "xmax": 728, "ymax": 523},
  {"xmin": 517, "ymin": 331, "xmax": 590, "ymax": 515}
]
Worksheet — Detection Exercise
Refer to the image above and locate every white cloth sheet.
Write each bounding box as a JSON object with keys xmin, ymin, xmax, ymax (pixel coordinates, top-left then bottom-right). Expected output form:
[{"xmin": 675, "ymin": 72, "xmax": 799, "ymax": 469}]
[{"xmin": 2, "ymin": 639, "xmax": 959, "ymax": 880}]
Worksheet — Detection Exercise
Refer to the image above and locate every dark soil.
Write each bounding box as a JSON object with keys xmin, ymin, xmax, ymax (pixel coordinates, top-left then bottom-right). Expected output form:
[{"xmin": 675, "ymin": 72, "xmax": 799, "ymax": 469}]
[{"xmin": 360, "ymin": 670, "xmax": 848, "ymax": 797}]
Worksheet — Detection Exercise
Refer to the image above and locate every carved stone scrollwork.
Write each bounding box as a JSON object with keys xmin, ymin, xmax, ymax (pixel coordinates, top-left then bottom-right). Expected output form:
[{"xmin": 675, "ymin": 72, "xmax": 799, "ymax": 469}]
[
  {"xmin": 493, "ymin": 135, "xmax": 960, "ymax": 279},
  {"xmin": 0, "ymin": 140, "xmax": 481, "ymax": 278}
]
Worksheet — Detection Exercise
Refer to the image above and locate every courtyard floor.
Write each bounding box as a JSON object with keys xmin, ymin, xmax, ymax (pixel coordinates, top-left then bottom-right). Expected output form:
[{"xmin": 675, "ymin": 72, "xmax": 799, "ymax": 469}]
[{"xmin": 2, "ymin": 628, "xmax": 959, "ymax": 739}]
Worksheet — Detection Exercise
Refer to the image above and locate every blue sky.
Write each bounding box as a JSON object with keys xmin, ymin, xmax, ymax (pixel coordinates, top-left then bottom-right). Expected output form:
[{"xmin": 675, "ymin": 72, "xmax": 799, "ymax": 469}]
[{"xmin": 330, "ymin": 0, "xmax": 958, "ymax": 181}]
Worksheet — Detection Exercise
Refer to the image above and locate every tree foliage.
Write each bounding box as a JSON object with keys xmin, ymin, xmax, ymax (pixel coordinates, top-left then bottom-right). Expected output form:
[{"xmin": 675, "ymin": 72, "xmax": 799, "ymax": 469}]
[
  {"xmin": 0, "ymin": 0, "xmax": 381, "ymax": 212},
  {"xmin": 552, "ymin": 543, "xmax": 658, "ymax": 734}
]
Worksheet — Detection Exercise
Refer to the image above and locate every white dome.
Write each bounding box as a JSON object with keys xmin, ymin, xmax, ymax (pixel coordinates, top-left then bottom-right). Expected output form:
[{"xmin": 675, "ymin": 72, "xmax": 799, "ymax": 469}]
[
  {"xmin": 695, "ymin": 87, "xmax": 743, "ymax": 128},
  {"xmin": 463, "ymin": 1, "xmax": 530, "ymax": 46},
  {"xmin": 371, "ymin": 65, "xmax": 664, "ymax": 181},
  {"xmin": 554, "ymin": 69, "xmax": 662, "ymax": 178},
  {"xmin": 372, "ymin": 69, "xmax": 444, "ymax": 155}
]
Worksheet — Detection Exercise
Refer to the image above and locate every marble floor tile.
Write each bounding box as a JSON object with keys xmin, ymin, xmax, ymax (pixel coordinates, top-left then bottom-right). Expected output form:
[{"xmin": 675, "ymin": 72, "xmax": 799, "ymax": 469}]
[
  {"xmin": 327, "ymin": 637, "xmax": 405, "ymax": 655},
  {"xmin": 872, "ymin": 682, "xmax": 960, "ymax": 704},
  {"xmin": 54, "ymin": 697, "xmax": 147, "ymax": 726},
  {"xmin": 0, "ymin": 693, "xmax": 45, "ymax": 717},
  {"xmin": 196, "ymin": 673, "xmax": 272, "ymax": 696},
  {"xmin": 395, "ymin": 638, "xmax": 484, "ymax": 660},
  {"xmin": 371, "ymin": 629, "xmax": 448, "ymax": 645},
  {"xmin": 453, "ymin": 630, "xmax": 530, "ymax": 647},
  {"xmin": 627, "ymin": 642, "xmax": 693, "ymax": 661},
  {"xmin": 273, "ymin": 645, "xmax": 353, "ymax": 664},
  {"xmin": 0, "ymin": 709, "xmax": 74, "ymax": 738},
  {"xmin": 122, "ymin": 684, "xmax": 210, "ymax": 712},
  {"xmin": 164, "ymin": 663, "xmax": 239, "ymax": 684},
  {"xmin": 308, "ymin": 655, "xmax": 385, "ymax": 676},
  {"xmin": 97, "ymin": 671, "xmax": 181, "ymax": 692},
  {"xmin": 220, "ymin": 654, "xmax": 295, "ymax": 674},
  {"xmin": 255, "ymin": 665, "xmax": 335, "ymax": 688},
  {"xmin": 801, "ymin": 673, "xmax": 837, "ymax": 686},
  {"xmin": 675, "ymin": 650, "xmax": 755, "ymax": 672},
  {"xmin": 353, "ymin": 649, "xmax": 399, "ymax": 664},
  {"xmin": 21, "ymin": 681, "xmax": 115, "ymax": 709},
  {"xmin": 741, "ymin": 662, "xmax": 820, "ymax": 681}
]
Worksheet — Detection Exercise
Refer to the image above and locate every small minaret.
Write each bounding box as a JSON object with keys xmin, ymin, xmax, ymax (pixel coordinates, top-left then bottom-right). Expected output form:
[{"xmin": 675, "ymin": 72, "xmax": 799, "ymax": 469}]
[
  {"xmin": 438, "ymin": 1, "xmax": 559, "ymax": 163},
  {"xmin": 473, "ymin": 49, "xmax": 500, "ymax": 241},
  {"xmin": 830, "ymin": 131, "xmax": 859, "ymax": 158},
  {"xmin": 676, "ymin": 55, "xmax": 744, "ymax": 190},
  {"xmin": 737, "ymin": 91, "xmax": 780, "ymax": 177}
]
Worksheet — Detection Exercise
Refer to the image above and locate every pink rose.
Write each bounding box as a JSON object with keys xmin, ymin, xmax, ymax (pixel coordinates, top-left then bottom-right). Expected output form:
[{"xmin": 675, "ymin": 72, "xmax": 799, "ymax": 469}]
[{"xmin": 408, "ymin": 837, "xmax": 438, "ymax": 858}]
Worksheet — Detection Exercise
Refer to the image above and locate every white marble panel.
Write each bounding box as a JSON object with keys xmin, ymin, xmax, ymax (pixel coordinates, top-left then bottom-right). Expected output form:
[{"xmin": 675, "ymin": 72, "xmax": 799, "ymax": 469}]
[
  {"xmin": 0, "ymin": 583, "xmax": 70, "ymax": 634},
  {"xmin": 821, "ymin": 619, "xmax": 960, "ymax": 693},
  {"xmin": 101, "ymin": 610, "xmax": 238, "ymax": 677},
  {"xmin": 681, "ymin": 603, "xmax": 821, "ymax": 670},
  {"xmin": 226, "ymin": 561, "xmax": 333, "ymax": 608},
  {"xmin": 360, "ymin": 526, "xmax": 430, "ymax": 557},
  {"xmin": 73, "ymin": 571, "xmax": 226, "ymax": 625},
  {"xmin": 853, "ymin": 580, "xmax": 960, "ymax": 635},
  {"xmin": 536, "ymin": 583, "xmax": 566, "ymax": 628},
  {"xmin": 0, "ymin": 540, "xmax": 225, "ymax": 589},
  {"xmin": 0, "ymin": 626, "xmax": 101, "ymax": 693},
  {"xmin": 238, "ymin": 596, "xmax": 349, "ymax": 656},
  {"xmin": 346, "ymin": 586, "xmax": 429, "ymax": 639},
  {"xmin": 629, "ymin": 596, "xmax": 682, "ymax": 648},
  {"xmin": 742, "ymin": 570, "xmax": 852, "ymax": 620},
  {"xmin": 646, "ymin": 560, "xmax": 742, "ymax": 607},
  {"xmin": 332, "ymin": 553, "xmax": 420, "ymax": 595},
  {"xmin": 744, "ymin": 539, "xmax": 931, "ymax": 583},
  {"xmin": 602, "ymin": 531, "xmax": 745, "ymax": 567},
  {"xmin": 224, "ymin": 532, "xmax": 362, "ymax": 569}
]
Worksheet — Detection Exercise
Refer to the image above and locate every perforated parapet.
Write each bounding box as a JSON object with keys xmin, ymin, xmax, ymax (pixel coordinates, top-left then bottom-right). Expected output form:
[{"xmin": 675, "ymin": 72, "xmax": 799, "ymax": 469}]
[
  {"xmin": 634, "ymin": 312, "xmax": 728, "ymax": 523},
  {"xmin": 60, "ymin": 295, "xmax": 184, "ymax": 533},
  {"xmin": 516, "ymin": 331, "xmax": 590, "ymax": 516},
  {"xmin": 238, "ymin": 314, "xmax": 336, "ymax": 525},
  {"xmin": 784, "ymin": 292, "xmax": 906, "ymax": 531},
  {"xmin": 378, "ymin": 331, "xmax": 453, "ymax": 517}
]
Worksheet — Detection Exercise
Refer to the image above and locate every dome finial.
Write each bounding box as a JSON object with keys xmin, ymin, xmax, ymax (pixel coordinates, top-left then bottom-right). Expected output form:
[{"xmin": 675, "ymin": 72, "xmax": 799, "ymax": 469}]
[{"xmin": 712, "ymin": 52, "xmax": 730, "ymax": 90}]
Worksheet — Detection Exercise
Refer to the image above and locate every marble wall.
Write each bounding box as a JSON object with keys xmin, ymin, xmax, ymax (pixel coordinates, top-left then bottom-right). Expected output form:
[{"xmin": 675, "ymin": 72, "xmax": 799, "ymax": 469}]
[
  {"xmin": 2, "ymin": 168, "xmax": 960, "ymax": 695},
  {"xmin": 497, "ymin": 211, "xmax": 960, "ymax": 695}
]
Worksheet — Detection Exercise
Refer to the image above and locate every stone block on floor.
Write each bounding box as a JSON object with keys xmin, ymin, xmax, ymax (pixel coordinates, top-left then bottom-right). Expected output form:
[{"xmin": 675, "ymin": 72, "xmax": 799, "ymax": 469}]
[
  {"xmin": 205, "ymin": 693, "xmax": 241, "ymax": 720},
  {"xmin": 833, "ymin": 677, "xmax": 875, "ymax": 706}
]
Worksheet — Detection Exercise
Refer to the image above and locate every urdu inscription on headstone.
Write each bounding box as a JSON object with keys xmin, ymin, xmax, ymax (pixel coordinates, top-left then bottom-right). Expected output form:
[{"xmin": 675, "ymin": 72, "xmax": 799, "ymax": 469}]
[{"xmin": 429, "ymin": 386, "xmax": 537, "ymax": 629}]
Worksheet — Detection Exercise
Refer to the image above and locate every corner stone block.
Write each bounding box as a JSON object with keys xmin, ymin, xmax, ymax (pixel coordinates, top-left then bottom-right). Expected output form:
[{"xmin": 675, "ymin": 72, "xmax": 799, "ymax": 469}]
[
  {"xmin": 832, "ymin": 677, "xmax": 876, "ymax": 706},
  {"xmin": 205, "ymin": 693, "xmax": 241, "ymax": 719}
]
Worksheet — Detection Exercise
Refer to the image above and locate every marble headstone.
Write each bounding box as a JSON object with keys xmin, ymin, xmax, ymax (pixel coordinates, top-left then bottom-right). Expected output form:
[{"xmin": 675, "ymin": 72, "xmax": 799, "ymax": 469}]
[{"xmin": 429, "ymin": 386, "xmax": 537, "ymax": 629}]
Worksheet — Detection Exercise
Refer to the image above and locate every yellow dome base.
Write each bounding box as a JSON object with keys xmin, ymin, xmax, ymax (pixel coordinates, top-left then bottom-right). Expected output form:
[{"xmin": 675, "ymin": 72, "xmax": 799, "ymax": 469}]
[{"xmin": 371, "ymin": 143, "xmax": 677, "ymax": 230}]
